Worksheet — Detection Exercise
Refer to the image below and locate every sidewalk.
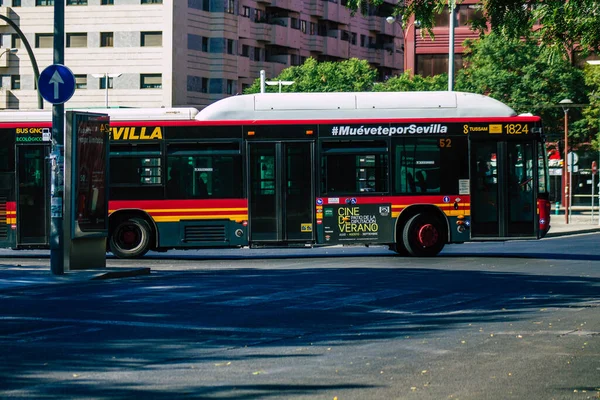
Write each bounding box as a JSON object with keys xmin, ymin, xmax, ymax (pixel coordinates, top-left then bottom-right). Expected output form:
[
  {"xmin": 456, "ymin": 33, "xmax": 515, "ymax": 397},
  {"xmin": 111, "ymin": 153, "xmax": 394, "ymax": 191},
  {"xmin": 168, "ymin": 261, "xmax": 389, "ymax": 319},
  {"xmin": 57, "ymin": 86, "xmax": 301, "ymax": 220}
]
[{"xmin": 546, "ymin": 212, "xmax": 600, "ymax": 237}]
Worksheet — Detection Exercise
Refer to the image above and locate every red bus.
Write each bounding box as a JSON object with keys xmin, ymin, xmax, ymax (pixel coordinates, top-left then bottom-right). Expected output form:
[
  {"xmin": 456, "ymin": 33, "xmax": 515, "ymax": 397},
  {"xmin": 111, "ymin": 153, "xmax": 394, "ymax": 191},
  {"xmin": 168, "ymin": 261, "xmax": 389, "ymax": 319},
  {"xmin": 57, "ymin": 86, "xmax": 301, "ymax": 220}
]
[{"xmin": 0, "ymin": 91, "xmax": 551, "ymax": 258}]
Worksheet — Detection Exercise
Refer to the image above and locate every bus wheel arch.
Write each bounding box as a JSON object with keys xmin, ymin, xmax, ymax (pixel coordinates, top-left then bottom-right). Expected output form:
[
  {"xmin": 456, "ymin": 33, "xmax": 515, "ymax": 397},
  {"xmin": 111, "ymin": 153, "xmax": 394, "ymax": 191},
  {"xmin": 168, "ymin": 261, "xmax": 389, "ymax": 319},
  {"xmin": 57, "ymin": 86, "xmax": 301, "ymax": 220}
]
[
  {"xmin": 396, "ymin": 205, "xmax": 448, "ymax": 257},
  {"xmin": 108, "ymin": 211, "xmax": 156, "ymax": 259}
]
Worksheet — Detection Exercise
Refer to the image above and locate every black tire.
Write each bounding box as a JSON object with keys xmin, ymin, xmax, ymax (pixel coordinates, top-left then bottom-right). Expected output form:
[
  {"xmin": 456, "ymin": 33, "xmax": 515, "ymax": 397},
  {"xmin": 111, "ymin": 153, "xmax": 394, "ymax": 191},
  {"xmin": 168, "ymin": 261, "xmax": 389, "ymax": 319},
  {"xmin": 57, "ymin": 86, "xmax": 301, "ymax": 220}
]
[
  {"xmin": 389, "ymin": 239, "xmax": 410, "ymax": 256},
  {"xmin": 109, "ymin": 217, "xmax": 152, "ymax": 259},
  {"xmin": 402, "ymin": 213, "xmax": 445, "ymax": 257}
]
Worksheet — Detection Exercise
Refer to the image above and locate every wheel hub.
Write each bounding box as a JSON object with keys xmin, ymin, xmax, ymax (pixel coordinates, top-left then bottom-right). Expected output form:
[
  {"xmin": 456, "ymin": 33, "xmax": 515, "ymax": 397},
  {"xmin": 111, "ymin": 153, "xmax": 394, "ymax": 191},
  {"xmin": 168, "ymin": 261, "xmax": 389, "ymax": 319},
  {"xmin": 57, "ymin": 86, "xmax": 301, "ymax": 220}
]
[
  {"xmin": 417, "ymin": 224, "xmax": 438, "ymax": 247},
  {"xmin": 122, "ymin": 229, "xmax": 138, "ymax": 246}
]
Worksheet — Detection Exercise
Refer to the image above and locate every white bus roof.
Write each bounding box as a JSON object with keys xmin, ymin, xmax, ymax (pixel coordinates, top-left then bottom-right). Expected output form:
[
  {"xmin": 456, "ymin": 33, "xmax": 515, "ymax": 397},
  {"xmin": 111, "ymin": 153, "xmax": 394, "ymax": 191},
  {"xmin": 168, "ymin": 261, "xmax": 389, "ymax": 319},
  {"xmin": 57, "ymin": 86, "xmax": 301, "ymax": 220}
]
[
  {"xmin": 0, "ymin": 107, "xmax": 199, "ymax": 122},
  {"xmin": 196, "ymin": 91, "xmax": 518, "ymax": 121}
]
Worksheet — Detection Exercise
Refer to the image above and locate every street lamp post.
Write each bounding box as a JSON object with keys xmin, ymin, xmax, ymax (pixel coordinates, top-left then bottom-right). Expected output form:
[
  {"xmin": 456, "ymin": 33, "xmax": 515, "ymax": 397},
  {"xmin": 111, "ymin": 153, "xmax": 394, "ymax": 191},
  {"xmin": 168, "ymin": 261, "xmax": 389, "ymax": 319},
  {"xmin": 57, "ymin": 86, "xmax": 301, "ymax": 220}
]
[
  {"xmin": 265, "ymin": 80, "xmax": 294, "ymax": 93},
  {"xmin": 92, "ymin": 72, "xmax": 121, "ymax": 107},
  {"xmin": 560, "ymin": 98, "xmax": 573, "ymax": 224},
  {"xmin": 448, "ymin": 0, "xmax": 456, "ymax": 91},
  {"xmin": 0, "ymin": 15, "xmax": 43, "ymax": 109},
  {"xmin": 385, "ymin": 15, "xmax": 420, "ymax": 75}
]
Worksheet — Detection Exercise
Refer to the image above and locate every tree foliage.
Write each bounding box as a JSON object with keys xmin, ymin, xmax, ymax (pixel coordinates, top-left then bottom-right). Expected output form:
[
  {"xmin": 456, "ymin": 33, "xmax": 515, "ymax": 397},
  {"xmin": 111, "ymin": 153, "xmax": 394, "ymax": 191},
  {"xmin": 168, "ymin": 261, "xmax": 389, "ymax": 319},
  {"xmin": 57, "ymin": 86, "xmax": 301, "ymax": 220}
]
[
  {"xmin": 243, "ymin": 58, "xmax": 377, "ymax": 93},
  {"xmin": 455, "ymin": 32, "xmax": 589, "ymax": 144},
  {"xmin": 373, "ymin": 72, "xmax": 448, "ymax": 91},
  {"xmin": 582, "ymin": 65, "xmax": 600, "ymax": 149},
  {"xmin": 344, "ymin": 0, "xmax": 600, "ymax": 62}
]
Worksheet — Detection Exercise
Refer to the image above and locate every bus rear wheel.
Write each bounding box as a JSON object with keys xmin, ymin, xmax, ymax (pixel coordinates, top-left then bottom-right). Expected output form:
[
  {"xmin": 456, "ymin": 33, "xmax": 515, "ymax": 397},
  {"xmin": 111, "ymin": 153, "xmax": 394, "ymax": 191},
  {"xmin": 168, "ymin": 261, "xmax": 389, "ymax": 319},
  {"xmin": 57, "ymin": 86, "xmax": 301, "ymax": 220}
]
[
  {"xmin": 402, "ymin": 213, "xmax": 445, "ymax": 257},
  {"xmin": 109, "ymin": 217, "xmax": 152, "ymax": 259}
]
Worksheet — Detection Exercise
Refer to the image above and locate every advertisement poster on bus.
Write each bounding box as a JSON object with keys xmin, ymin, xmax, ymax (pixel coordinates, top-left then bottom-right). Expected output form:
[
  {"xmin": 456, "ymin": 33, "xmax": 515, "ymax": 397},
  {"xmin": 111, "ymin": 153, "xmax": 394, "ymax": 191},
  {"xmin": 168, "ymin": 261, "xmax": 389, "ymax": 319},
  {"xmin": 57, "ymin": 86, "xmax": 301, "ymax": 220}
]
[
  {"xmin": 69, "ymin": 112, "xmax": 110, "ymax": 235},
  {"xmin": 322, "ymin": 203, "xmax": 393, "ymax": 244}
]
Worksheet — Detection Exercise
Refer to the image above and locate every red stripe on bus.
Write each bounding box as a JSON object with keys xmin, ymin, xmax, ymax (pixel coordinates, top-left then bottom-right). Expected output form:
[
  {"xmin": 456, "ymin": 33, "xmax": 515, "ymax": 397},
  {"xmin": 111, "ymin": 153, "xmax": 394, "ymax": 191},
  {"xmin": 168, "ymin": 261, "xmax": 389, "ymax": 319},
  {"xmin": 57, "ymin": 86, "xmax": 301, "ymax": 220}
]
[{"xmin": 109, "ymin": 199, "xmax": 248, "ymax": 210}]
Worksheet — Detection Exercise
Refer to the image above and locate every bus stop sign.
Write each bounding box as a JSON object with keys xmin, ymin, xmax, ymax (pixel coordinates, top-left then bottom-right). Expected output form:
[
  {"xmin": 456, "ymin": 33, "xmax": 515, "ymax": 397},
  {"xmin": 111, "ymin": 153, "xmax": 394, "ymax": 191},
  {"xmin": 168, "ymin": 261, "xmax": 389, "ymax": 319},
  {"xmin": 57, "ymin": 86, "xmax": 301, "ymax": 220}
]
[{"xmin": 38, "ymin": 64, "xmax": 76, "ymax": 104}]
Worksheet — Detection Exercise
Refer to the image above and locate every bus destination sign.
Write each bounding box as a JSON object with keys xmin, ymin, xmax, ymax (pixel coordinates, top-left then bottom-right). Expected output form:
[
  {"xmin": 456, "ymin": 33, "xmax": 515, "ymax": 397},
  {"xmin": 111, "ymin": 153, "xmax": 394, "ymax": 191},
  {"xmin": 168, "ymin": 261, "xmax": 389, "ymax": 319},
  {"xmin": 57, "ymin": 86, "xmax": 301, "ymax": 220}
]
[
  {"xmin": 323, "ymin": 122, "xmax": 535, "ymax": 137},
  {"xmin": 322, "ymin": 203, "xmax": 393, "ymax": 244}
]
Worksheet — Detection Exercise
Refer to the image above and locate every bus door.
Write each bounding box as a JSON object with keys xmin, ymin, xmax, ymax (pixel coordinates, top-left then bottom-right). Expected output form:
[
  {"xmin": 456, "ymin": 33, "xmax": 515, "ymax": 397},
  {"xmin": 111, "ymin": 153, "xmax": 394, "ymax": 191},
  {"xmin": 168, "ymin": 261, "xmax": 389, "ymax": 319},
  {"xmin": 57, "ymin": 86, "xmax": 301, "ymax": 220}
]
[
  {"xmin": 16, "ymin": 145, "xmax": 50, "ymax": 246},
  {"xmin": 470, "ymin": 140, "xmax": 536, "ymax": 238},
  {"xmin": 248, "ymin": 141, "xmax": 314, "ymax": 244}
]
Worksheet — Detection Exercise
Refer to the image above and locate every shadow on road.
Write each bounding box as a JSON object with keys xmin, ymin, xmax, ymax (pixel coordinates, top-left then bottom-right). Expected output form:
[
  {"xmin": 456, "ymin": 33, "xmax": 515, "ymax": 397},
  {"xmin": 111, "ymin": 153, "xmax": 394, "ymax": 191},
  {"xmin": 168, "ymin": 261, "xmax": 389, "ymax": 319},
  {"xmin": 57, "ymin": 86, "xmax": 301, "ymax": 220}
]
[{"xmin": 0, "ymin": 263, "xmax": 599, "ymax": 398}]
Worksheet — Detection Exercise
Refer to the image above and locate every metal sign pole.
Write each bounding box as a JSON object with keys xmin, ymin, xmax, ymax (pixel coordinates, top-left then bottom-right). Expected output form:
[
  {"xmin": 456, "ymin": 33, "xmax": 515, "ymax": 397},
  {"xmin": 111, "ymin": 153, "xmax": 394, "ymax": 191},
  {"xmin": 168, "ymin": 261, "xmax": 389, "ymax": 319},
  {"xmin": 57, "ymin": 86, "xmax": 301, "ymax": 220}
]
[{"xmin": 50, "ymin": 1, "xmax": 65, "ymax": 275}]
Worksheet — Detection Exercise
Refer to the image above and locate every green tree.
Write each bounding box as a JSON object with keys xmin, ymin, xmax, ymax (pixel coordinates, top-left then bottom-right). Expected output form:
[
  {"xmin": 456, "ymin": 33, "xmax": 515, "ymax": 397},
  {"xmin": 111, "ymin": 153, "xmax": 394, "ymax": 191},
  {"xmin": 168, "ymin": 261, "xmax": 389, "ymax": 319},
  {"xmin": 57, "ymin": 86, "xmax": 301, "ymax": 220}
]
[
  {"xmin": 373, "ymin": 71, "xmax": 448, "ymax": 91},
  {"xmin": 344, "ymin": 0, "xmax": 600, "ymax": 63},
  {"xmin": 455, "ymin": 32, "xmax": 589, "ymax": 145},
  {"xmin": 582, "ymin": 64, "xmax": 600, "ymax": 150},
  {"xmin": 243, "ymin": 58, "xmax": 377, "ymax": 94}
]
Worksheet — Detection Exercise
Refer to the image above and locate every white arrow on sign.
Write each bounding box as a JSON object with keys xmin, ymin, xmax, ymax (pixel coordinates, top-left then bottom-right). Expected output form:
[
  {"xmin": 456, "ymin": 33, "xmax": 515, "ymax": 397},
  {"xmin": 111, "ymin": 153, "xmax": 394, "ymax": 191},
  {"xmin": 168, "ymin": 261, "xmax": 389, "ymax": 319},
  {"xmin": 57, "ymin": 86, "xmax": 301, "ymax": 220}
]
[{"xmin": 48, "ymin": 70, "xmax": 64, "ymax": 100}]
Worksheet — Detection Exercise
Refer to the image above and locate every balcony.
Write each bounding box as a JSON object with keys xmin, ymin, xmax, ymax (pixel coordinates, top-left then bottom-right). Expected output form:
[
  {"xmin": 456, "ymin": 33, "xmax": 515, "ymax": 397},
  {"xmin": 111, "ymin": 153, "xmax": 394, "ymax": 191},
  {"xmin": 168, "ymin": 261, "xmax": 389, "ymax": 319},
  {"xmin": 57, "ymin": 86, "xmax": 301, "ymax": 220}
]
[
  {"xmin": 323, "ymin": 1, "xmax": 351, "ymax": 25},
  {"xmin": 270, "ymin": 18, "xmax": 301, "ymax": 49},
  {"xmin": 238, "ymin": 56, "xmax": 250, "ymax": 78},
  {"xmin": 0, "ymin": 89, "xmax": 9, "ymax": 109},
  {"xmin": 367, "ymin": 47, "xmax": 383, "ymax": 65},
  {"xmin": 251, "ymin": 22, "xmax": 273, "ymax": 42},
  {"xmin": 308, "ymin": 0, "xmax": 324, "ymax": 18},
  {"xmin": 323, "ymin": 33, "xmax": 349, "ymax": 59},
  {"xmin": 0, "ymin": 7, "xmax": 11, "ymax": 25},
  {"xmin": 238, "ymin": 16, "xmax": 251, "ymax": 38},
  {"xmin": 307, "ymin": 36, "xmax": 324, "ymax": 53},
  {"xmin": 270, "ymin": 0, "xmax": 303, "ymax": 12}
]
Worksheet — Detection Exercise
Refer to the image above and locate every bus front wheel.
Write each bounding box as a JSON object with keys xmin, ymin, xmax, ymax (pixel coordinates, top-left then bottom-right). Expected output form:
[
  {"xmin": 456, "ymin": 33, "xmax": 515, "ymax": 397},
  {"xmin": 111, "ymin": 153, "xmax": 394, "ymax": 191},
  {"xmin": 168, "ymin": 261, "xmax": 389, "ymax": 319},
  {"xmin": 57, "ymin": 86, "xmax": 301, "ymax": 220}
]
[
  {"xmin": 402, "ymin": 213, "xmax": 445, "ymax": 257},
  {"xmin": 109, "ymin": 217, "xmax": 152, "ymax": 259}
]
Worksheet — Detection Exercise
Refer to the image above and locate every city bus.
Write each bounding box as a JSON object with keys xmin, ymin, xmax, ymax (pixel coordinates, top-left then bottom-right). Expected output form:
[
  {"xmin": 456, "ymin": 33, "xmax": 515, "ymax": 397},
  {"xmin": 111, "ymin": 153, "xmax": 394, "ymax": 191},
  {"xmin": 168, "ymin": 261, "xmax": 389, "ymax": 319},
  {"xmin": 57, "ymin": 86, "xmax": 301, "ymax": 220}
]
[{"xmin": 0, "ymin": 91, "xmax": 551, "ymax": 258}]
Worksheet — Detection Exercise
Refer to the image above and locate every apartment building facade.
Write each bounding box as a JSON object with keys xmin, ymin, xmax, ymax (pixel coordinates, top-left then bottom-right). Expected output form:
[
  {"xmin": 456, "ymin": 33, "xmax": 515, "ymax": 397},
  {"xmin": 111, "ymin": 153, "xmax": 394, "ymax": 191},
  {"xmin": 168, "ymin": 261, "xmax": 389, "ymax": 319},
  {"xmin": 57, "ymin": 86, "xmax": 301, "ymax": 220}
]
[{"xmin": 0, "ymin": 0, "xmax": 407, "ymax": 110}]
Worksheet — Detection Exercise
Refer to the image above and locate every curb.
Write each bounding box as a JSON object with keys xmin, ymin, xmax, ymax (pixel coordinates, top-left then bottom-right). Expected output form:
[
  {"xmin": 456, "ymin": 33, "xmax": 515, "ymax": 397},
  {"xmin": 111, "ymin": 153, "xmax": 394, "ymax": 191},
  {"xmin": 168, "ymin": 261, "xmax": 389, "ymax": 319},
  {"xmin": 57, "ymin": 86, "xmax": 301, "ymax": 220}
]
[{"xmin": 546, "ymin": 227, "xmax": 600, "ymax": 238}]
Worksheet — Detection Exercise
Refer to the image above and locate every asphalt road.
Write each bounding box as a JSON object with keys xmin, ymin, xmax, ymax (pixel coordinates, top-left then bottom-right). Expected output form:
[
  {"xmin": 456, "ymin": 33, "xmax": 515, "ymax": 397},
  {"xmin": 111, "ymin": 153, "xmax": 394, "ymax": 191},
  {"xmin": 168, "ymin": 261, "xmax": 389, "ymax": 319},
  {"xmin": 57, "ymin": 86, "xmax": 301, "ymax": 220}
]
[{"xmin": 0, "ymin": 234, "xmax": 599, "ymax": 400}]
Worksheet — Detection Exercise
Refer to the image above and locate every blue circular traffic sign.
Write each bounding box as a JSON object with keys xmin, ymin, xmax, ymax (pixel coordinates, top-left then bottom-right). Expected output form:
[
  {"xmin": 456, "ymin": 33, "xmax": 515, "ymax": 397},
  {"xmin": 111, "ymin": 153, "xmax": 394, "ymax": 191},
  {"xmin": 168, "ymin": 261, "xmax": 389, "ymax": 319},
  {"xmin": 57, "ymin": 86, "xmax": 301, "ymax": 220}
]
[{"xmin": 38, "ymin": 64, "xmax": 76, "ymax": 104}]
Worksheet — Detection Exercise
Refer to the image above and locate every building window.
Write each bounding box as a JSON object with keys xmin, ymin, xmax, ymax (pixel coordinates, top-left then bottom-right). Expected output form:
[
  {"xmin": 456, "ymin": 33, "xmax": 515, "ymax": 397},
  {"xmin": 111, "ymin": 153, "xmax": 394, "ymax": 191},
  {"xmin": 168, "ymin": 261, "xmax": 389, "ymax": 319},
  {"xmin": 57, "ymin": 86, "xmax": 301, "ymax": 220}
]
[
  {"xmin": 253, "ymin": 47, "xmax": 261, "ymax": 62},
  {"xmin": 11, "ymin": 75, "xmax": 20, "ymax": 90},
  {"xmin": 67, "ymin": 0, "xmax": 88, "ymax": 5},
  {"xmin": 241, "ymin": 44, "xmax": 249, "ymax": 57},
  {"xmin": 99, "ymin": 76, "xmax": 114, "ymax": 90},
  {"xmin": 291, "ymin": 18, "xmax": 300, "ymax": 30},
  {"xmin": 35, "ymin": 33, "xmax": 53, "ymax": 48},
  {"xmin": 12, "ymin": 0, "xmax": 22, "ymax": 6},
  {"xmin": 101, "ymin": 0, "xmax": 114, "ymax": 4},
  {"xmin": 100, "ymin": 32, "xmax": 114, "ymax": 47},
  {"xmin": 36, "ymin": 0, "xmax": 54, "ymax": 5},
  {"xmin": 67, "ymin": 33, "xmax": 87, "ymax": 48},
  {"xmin": 75, "ymin": 75, "xmax": 87, "ymax": 89},
  {"xmin": 227, "ymin": 39, "xmax": 234, "ymax": 55},
  {"xmin": 416, "ymin": 53, "xmax": 463, "ymax": 77},
  {"xmin": 242, "ymin": 6, "xmax": 250, "ymax": 17},
  {"xmin": 309, "ymin": 22, "xmax": 316, "ymax": 35},
  {"xmin": 202, "ymin": 77, "xmax": 208, "ymax": 93},
  {"xmin": 226, "ymin": 79, "xmax": 234, "ymax": 95},
  {"xmin": 225, "ymin": 0, "xmax": 234, "ymax": 14},
  {"xmin": 11, "ymin": 35, "xmax": 22, "ymax": 48},
  {"xmin": 141, "ymin": 0, "xmax": 162, "ymax": 3},
  {"xmin": 141, "ymin": 74, "xmax": 162, "ymax": 89},
  {"xmin": 141, "ymin": 31, "xmax": 162, "ymax": 47},
  {"xmin": 300, "ymin": 20, "xmax": 306, "ymax": 34},
  {"xmin": 433, "ymin": 7, "xmax": 449, "ymax": 28},
  {"xmin": 202, "ymin": 37, "xmax": 208, "ymax": 52},
  {"xmin": 254, "ymin": 9, "xmax": 264, "ymax": 23}
]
